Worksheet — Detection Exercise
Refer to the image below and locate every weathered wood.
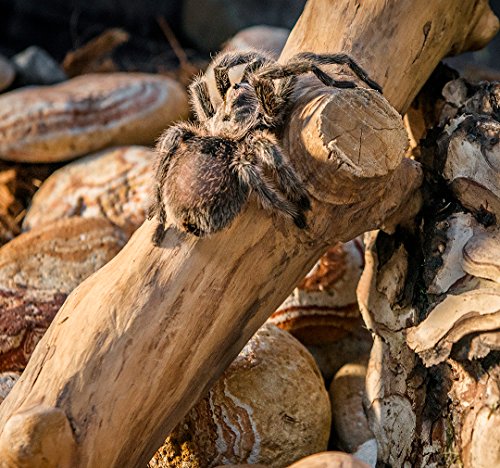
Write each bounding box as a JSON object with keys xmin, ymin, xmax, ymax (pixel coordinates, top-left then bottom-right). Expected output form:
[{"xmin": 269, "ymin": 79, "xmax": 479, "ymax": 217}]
[
  {"xmin": 0, "ymin": 1, "xmax": 497, "ymax": 467},
  {"xmin": 282, "ymin": 0, "xmax": 498, "ymax": 113},
  {"xmin": 358, "ymin": 77, "xmax": 500, "ymax": 468}
]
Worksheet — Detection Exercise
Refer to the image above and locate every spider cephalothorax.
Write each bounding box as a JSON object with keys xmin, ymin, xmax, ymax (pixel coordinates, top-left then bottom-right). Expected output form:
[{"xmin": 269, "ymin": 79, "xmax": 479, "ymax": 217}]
[{"xmin": 148, "ymin": 50, "xmax": 382, "ymax": 244}]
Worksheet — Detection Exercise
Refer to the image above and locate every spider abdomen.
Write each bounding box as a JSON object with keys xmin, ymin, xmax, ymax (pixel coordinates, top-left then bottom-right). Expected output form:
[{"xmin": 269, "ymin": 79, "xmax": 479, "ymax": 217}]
[{"xmin": 165, "ymin": 137, "xmax": 248, "ymax": 236}]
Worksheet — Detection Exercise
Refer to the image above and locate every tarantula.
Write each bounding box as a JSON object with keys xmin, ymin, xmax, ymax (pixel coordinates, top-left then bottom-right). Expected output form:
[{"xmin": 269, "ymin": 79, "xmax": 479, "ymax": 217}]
[{"xmin": 148, "ymin": 50, "xmax": 382, "ymax": 244}]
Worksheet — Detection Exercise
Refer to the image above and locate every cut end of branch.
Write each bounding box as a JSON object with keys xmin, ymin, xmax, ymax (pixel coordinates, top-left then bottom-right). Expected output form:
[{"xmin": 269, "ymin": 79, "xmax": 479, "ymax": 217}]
[{"xmin": 285, "ymin": 83, "xmax": 408, "ymax": 205}]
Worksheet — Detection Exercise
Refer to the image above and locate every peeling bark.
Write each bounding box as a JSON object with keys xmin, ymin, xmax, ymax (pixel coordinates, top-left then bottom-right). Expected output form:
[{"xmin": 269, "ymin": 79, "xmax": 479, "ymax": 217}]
[{"xmin": 358, "ymin": 75, "xmax": 500, "ymax": 467}]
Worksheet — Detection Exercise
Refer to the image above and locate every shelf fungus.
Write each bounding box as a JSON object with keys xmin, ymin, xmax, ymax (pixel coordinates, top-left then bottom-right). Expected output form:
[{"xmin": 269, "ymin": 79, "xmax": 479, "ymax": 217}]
[
  {"xmin": 268, "ymin": 238, "xmax": 372, "ymax": 379},
  {"xmin": 0, "ymin": 73, "xmax": 188, "ymax": 163},
  {"xmin": 0, "ymin": 217, "xmax": 126, "ymax": 372},
  {"xmin": 23, "ymin": 146, "xmax": 155, "ymax": 237}
]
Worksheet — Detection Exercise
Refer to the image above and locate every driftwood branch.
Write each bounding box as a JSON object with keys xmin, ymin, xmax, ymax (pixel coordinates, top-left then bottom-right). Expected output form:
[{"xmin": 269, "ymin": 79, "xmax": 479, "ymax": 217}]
[{"xmin": 0, "ymin": 1, "xmax": 497, "ymax": 466}]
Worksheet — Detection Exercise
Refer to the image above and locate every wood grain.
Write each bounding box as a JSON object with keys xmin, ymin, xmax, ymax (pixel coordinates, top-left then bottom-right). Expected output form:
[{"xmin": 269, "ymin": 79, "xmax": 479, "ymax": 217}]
[{"xmin": 0, "ymin": 1, "xmax": 497, "ymax": 466}]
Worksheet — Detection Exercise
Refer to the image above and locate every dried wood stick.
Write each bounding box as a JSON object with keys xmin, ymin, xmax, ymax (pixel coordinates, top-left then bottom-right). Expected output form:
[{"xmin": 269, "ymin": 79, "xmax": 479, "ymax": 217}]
[
  {"xmin": 0, "ymin": 1, "xmax": 497, "ymax": 467},
  {"xmin": 62, "ymin": 28, "xmax": 129, "ymax": 77}
]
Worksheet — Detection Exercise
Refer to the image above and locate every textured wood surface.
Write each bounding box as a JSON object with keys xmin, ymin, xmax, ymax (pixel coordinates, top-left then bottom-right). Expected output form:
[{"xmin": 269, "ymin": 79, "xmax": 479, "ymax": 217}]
[
  {"xmin": 0, "ymin": 1, "xmax": 497, "ymax": 467},
  {"xmin": 357, "ymin": 75, "xmax": 500, "ymax": 467}
]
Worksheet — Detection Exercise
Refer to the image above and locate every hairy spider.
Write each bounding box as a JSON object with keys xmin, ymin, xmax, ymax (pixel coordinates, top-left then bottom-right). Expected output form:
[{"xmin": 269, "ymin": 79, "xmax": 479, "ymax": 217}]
[{"xmin": 148, "ymin": 50, "xmax": 382, "ymax": 244}]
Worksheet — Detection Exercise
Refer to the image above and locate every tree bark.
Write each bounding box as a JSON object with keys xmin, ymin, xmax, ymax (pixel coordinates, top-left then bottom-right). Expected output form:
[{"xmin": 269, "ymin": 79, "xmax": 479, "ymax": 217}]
[
  {"xmin": 357, "ymin": 78, "xmax": 500, "ymax": 467},
  {"xmin": 0, "ymin": 1, "xmax": 497, "ymax": 467}
]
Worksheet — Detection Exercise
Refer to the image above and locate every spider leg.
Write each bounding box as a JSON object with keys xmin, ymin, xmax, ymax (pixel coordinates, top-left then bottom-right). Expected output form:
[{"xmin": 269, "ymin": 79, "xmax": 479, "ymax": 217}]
[
  {"xmin": 241, "ymin": 57, "xmax": 268, "ymax": 82},
  {"xmin": 257, "ymin": 60, "xmax": 356, "ymax": 89},
  {"xmin": 150, "ymin": 184, "xmax": 168, "ymax": 246},
  {"xmin": 252, "ymin": 78, "xmax": 278, "ymax": 116},
  {"xmin": 257, "ymin": 52, "xmax": 382, "ymax": 93},
  {"xmin": 274, "ymin": 75, "xmax": 297, "ymax": 108},
  {"xmin": 251, "ymin": 75, "xmax": 297, "ymax": 129},
  {"xmin": 293, "ymin": 52, "xmax": 383, "ymax": 92},
  {"xmin": 233, "ymin": 156, "xmax": 307, "ymax": 229},
  {"xmin": 149, "ymin": 123, "xmax": 196, "ymax": 245},
  {"xmin": 212, "ymin": 50, "xmax": 272, "ymax": 100},
  {"xmin": 188, "ymin": 74, "xmax": 215, "ymax": 123},
  {"xmin": 248, "ymin": 131, "xmax": 311, "ymax": 211}
]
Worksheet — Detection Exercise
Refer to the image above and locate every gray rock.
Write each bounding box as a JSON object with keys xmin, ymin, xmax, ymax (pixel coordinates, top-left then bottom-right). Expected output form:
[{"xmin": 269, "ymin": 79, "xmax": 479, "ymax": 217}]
[
  {"xmin": 0, "ymin": 54, "xmax": 15, "ymax": 91},
  {"xmin": 12, "ymin": 46, "xmax": 67, "ymax": 85},
  {"xmin": 223, "ymin": 25, "xmax": 289, "ymax": 58},
  {"xmin": 182, "ymin": 0, "xmax": 306, "ymax": 52},
  {"xmin": 0, "ymin": 372, "xmax": 20, "ymax": 403},
  {"xmin": 0, "ymin": 0, "xmax": 182, "ymax": 61}
]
